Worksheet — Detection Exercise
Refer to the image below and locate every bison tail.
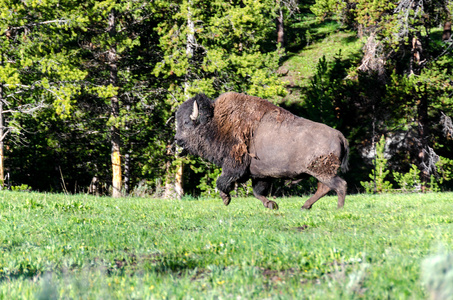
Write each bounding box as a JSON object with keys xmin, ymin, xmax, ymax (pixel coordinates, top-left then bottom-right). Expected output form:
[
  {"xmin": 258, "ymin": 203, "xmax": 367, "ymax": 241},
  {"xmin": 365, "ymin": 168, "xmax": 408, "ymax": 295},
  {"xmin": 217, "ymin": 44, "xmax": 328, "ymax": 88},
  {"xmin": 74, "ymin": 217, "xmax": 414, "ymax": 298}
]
[{"xmin": 340, "ymin": 136, "xmax": 350, "ymax": 173}]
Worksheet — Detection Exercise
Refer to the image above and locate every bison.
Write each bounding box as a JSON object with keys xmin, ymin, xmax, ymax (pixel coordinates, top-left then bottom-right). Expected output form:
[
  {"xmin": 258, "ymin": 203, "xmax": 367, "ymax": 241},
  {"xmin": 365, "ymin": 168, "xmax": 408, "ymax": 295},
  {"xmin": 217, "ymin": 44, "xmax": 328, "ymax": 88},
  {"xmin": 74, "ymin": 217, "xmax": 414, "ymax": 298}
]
[{"xmin": 175, "ymin": 92, "xmax": 349, "ymax": 210}]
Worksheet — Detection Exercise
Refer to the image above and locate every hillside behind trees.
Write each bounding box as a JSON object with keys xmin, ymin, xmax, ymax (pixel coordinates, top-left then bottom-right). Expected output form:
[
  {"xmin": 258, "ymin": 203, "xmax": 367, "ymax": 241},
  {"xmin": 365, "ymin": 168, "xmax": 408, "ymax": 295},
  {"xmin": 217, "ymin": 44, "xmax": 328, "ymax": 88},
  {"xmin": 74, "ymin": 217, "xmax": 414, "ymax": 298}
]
[{"xmin": 1, "ymin": 0, "xmax": 452, "ymax": 196}]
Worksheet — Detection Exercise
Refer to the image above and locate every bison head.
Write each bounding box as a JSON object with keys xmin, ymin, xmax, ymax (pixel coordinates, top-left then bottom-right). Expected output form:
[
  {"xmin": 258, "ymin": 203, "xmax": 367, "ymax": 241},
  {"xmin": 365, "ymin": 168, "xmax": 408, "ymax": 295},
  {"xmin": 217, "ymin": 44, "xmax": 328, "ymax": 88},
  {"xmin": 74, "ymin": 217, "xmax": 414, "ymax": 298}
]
[{"xmin": 175, "ymin": 93, "xmax": 214, "ymax": 155}]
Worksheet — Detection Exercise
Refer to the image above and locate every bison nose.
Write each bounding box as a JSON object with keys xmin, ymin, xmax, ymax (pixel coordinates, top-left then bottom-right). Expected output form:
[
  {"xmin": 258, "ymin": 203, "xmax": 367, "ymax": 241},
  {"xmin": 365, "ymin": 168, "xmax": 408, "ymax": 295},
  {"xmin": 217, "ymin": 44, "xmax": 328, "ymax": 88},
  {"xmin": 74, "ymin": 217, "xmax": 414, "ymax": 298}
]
[{"xmin": 175, "ymin": 138, "xmax": 187, "ymax": 151}]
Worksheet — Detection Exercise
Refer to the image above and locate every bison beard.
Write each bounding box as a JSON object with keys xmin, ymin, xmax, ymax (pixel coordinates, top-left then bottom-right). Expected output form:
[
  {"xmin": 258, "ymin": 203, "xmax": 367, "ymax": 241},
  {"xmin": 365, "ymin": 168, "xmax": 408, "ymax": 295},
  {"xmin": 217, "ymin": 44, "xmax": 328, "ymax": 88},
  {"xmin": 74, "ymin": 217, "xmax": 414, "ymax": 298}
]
[{"xmin": 175, "ymin": 92, "xmax": 349, "ymax": 210}]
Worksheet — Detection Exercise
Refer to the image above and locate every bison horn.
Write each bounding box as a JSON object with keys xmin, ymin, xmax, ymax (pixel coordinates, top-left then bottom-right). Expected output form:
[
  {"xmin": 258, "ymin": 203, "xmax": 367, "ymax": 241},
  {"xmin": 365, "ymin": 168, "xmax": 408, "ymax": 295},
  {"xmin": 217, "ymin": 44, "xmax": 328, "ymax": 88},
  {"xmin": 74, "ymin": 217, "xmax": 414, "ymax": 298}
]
[{"xmin": 190, "ymin": 100, "xmax": 199, "ymax": 121}]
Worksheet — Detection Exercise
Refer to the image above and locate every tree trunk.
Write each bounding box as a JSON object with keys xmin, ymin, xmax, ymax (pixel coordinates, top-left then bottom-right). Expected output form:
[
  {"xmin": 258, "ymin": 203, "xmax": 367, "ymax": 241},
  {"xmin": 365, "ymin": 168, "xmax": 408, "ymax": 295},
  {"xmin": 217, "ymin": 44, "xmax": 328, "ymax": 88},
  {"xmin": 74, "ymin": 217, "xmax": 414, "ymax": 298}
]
[
  {"xmin": 0, "ymin": 83, "xmax": 4, "ymax": 190},
  {"xmin": 163, "ymin": 142, "xmax": 176, "ymax": 198},
  {"xmin": 410, "ymin": 35, "xmax": 423, "ymax": 75},
  {"xmin": 442, "ymin": 21, "xmax": 451, "ymax": 41},
  {"xmin": 417, "ymin": 87, "xmax": 429, "ymax": 190},
  {"xmin": 124, "ymin": 150, "xmax": 131, "ymax": 194},
  {"xmin": 173, "ymin": 0, "xmax": 196, "ymax": 199},
  {"xmin": 0, "ymin": 51, "xmax": 5, "ymax": 189},
  {"xmin": 174, "ymin": 161, "xmax": 184, "ymax": 198},
  {"xmin": 276, "ymin": 5, "xmax": 284, "ymax": 49},
  {"xmin": 124, "ymin": 103, "xmax": 131, "ymax": 194},
  {"xmin": 89, "ymin": 176, "xmax": 99, "ymax": 196},
  {"xmin": 111, "ymin": 116, "xmax": 122, "ymax": 198},
  {"xmin": 108, "ymin": 10, "xmax": 122, "ymax": 198}
]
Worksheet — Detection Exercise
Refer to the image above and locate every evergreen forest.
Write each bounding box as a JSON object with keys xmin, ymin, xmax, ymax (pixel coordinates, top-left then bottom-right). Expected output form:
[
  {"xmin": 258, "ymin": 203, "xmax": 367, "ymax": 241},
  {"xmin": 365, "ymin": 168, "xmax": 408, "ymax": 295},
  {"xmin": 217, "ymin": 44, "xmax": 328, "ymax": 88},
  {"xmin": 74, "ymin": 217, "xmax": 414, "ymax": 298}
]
[{"xmin": 1, "ymin": 0, "xmax": 452, "ymax": 198}]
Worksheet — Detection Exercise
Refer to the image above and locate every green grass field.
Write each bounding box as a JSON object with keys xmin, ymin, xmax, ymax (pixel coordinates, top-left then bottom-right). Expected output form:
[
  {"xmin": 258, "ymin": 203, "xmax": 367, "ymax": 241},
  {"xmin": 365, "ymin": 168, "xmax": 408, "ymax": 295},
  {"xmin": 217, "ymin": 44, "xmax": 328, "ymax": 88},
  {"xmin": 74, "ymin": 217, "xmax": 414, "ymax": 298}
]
[{"xmin": 1, "ymin": 191, "xmax": 452, "ymax": 299}]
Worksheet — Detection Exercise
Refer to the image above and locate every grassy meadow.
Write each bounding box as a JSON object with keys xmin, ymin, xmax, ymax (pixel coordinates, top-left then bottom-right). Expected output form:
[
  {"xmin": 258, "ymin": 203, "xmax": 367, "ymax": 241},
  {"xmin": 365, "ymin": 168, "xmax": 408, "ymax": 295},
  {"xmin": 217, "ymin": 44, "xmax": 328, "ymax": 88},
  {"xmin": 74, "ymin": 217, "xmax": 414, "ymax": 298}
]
[{"xmin": 0, "ymin": 191, "xmax": 452, "ymax": 299}]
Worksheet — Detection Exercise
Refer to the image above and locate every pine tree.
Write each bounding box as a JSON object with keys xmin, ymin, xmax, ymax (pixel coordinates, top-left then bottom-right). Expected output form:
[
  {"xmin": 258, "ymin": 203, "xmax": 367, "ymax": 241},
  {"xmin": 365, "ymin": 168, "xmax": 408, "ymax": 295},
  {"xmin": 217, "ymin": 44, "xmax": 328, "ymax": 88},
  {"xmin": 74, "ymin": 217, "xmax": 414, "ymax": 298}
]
[
  {"xmin": 0, "ymin": 0, "xmax": 87, "ymax": 189},
  {"xmin": 312, "ymin": 0, "xmax": 453, "ymax": 188},
  {"xmin": 361, "ymin": 135, "xmax": 393, "ymax": 193},
  {"xmin": 67, "ymin": 0, "xmax": 168, "ymax": 197},
  {"xmin": 154, "ymin": 0, "xmax": 287, "ymax": 197}
]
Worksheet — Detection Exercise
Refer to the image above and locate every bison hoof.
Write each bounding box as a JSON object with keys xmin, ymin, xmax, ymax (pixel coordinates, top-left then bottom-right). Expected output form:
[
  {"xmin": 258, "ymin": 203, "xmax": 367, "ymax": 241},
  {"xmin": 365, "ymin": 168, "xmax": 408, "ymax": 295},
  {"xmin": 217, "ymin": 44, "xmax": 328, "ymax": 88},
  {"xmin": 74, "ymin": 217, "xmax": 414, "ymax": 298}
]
[
  {"xmin": 220, "ymin": 192, "xmax": 231, "ymax": 206},
  {"xmin": 301, "ymin": 205, "xmax": 312, "ymax": 210},
  {"xmin": 223, "ymin": 198, "xmax": 231, "ymax": 206},
  {"xmin": 265, "ymin": 201, "xmax": 279, "ymax": 210}
]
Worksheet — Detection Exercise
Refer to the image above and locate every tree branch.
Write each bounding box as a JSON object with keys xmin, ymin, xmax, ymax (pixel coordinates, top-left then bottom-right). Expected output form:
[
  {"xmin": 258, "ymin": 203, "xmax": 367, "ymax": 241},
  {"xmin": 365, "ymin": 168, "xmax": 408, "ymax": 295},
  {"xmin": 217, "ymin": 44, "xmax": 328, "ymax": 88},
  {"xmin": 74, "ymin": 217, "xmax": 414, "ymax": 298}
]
[
  {"xmin": 2, "ymin": 19, "xmax": 70, "ymax": 35},
  {"xmin": 0, "ymin": 129, "xmax": 10, "ymax": 142}
]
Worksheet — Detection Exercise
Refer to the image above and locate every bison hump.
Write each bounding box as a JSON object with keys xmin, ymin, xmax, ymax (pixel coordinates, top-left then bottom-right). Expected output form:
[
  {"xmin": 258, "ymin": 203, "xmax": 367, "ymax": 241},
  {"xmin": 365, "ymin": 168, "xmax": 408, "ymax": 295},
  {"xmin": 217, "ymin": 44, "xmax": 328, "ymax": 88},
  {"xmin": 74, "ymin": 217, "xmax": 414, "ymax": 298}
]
[{"xmin": 213, "ymin": 92, "xmax": 294, "ymax": 162}]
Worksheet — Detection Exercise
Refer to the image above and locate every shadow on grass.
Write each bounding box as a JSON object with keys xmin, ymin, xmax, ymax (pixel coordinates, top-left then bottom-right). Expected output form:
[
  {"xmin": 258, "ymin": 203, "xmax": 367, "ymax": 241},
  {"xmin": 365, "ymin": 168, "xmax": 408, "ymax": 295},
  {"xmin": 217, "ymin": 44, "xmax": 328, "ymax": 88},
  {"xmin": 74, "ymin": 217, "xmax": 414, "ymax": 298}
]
[
  {"xmin": 285, "ymin": 18, "xmax": 345, "ymax": 58},
  {"xmin": 0, "ymin": 252, "xmax": 205, "ymax": 283},
  {"xmin": 0, "ymin": 264, "xmax": 43, "ymax": 283}
]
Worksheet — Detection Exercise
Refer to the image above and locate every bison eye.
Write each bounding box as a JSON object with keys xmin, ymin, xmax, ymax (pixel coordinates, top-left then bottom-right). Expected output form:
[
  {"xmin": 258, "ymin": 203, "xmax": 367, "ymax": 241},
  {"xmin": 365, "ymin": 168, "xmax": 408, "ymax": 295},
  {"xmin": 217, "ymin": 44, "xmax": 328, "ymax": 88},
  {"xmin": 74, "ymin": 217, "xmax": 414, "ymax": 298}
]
[{"xmin": 183, "ymin": 118, "xmax": 195, "ymax": 127}]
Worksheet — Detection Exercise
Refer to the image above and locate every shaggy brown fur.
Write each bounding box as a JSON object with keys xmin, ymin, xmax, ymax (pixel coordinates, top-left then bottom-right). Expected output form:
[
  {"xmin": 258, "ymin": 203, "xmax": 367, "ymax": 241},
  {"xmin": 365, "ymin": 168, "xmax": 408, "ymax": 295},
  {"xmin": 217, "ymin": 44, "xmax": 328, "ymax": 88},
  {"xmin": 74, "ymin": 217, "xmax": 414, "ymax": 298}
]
[
  {"xmin": 213, "ymin": 92, "xmax": 295, "ymax": 163},
  {"xmin": 175, "ymin": 91, "xmax": 349, "ymax": 210},
  {"xmin": 307, "ymin": 153, "xmax": 341, "ymax": 179}
]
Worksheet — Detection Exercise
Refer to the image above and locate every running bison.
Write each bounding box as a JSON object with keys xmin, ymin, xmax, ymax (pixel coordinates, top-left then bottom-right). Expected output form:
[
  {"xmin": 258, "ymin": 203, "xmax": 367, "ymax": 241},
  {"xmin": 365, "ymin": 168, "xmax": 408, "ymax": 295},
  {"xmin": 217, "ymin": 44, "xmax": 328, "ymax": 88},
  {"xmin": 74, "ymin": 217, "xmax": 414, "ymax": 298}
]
[{"xmin": 175, "ymin": 92, "xmax": 349, "ymax": 210}]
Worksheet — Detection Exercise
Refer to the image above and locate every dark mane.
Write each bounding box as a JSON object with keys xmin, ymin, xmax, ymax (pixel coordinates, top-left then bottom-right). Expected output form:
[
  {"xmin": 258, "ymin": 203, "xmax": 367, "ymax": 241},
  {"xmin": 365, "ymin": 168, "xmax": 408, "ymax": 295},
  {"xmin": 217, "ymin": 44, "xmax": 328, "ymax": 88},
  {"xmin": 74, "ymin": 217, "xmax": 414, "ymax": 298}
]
[{"xmin": 185, "ymin": 92, "xmax": 294, "ymax": 178}]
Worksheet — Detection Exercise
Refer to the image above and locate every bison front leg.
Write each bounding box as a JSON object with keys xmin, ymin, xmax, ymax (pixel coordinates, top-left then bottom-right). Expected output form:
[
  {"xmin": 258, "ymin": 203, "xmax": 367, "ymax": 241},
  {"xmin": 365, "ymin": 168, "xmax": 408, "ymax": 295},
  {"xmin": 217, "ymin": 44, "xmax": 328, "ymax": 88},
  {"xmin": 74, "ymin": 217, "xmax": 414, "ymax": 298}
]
[
  {"xmin": 216, "ymin": 169, "xmax": 241, "ymax": 206},
  {"xmin": 252, "ymin": 178, "xmax": 278, "ymax": 210}
]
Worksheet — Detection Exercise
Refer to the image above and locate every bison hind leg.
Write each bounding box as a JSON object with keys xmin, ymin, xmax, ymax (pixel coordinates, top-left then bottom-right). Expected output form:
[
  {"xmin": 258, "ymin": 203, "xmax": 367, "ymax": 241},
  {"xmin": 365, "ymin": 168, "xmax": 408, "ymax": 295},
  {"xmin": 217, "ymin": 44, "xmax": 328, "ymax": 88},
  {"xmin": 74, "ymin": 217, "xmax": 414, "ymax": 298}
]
[
  {"xmin": 301, "ymin": 181, "xmax": 331, "ymax": 210},
  {"xmin": 330, "ymin": 176, "xmax": 347, "ymax": 208},
  {"xmin": 252, "ymin": 178, "xmax": 278, "ymax": 210},
  {"xmin": 302, "ymin": 175, "xmax": 347, "ymax": 210}
]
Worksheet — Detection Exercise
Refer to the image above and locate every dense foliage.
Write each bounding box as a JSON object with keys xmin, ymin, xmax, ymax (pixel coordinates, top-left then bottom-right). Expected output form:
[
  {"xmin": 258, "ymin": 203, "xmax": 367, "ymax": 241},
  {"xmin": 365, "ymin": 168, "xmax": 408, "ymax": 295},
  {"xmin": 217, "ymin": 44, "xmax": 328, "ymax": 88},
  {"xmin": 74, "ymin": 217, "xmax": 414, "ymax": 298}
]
[{"xmin": 0, "ymin": 0, "xmax": 452, "ymax": 195}]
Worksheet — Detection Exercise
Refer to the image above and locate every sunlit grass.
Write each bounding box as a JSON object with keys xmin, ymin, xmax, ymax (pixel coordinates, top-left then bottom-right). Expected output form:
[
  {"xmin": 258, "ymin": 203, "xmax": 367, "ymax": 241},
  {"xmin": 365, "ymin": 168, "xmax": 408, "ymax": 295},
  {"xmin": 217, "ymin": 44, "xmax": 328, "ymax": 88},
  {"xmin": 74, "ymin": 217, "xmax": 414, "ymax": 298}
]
[
  {"xmin": 0, "ymin": 191, "xmax": 452, "ymax": 299},
  {"xmin": 283, "ymin": 30, "xmax": 364, "ymax": 88}
]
